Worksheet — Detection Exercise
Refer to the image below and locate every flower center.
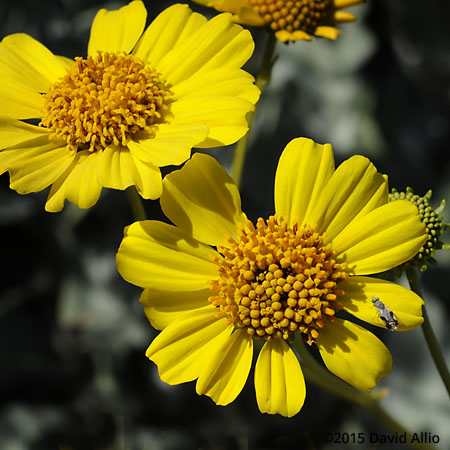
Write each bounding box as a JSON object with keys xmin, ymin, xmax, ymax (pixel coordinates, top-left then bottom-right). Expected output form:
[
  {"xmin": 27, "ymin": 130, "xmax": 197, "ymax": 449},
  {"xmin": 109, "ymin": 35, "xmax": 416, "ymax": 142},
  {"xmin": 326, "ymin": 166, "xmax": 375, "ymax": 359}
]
[
  {"xmin": 41, "ymin": 52, "xmax": 171, "ymax": 152},
  {"xmin": 248, "ymin": 0, "xmax": 334, "ymax": 34},
  {"xmin": 209, "ymin": 216, "xmax": 348, "ymax": 344}
]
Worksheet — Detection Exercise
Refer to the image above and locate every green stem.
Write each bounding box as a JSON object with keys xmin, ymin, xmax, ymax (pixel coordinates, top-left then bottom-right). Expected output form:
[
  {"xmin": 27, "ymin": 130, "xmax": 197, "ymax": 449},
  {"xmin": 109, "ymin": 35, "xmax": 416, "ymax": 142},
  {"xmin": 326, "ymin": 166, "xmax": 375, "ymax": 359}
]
[
  {"xmin": 406, "ymin": 267, "xmax": 450, "ymax": 397},
  {"xmin": 231, "ymin": 32, "xmax": 277, "ymax": 188},
  {"xmin": 293, "ymin": 336, "xmax": 439, "ymax": 450},
  {"xmin": 125, "ymin": 186, "xmax": 147, "ymax": 221}
]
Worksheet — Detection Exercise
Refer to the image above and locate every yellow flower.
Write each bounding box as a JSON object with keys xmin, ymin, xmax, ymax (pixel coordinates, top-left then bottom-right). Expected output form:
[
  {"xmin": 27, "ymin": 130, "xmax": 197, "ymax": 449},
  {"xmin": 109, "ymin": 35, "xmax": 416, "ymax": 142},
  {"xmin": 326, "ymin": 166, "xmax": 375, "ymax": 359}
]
[
  {"xmin": 192, "ymin": 0, "xmax": 365, "ymax": 42},
  {"xmin": 116, "ymin": 137, "xmax": 427, "ymax": 417},
  {"xmin": 0, "ymin": 1, "xmax": 259, "ymax": 212}
]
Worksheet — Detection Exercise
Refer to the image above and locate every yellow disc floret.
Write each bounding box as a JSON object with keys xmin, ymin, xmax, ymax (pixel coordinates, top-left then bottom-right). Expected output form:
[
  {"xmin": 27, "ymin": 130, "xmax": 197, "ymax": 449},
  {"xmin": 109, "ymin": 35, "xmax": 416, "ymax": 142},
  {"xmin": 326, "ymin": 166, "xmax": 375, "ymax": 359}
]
[
  {"xmin": 41, "ymin": 51, "xmax": 171, "ymax": 152},
  {"xmin": 209, "ymin": 216, "xmax": 348, "ymax": 344},
  {"xmin": 248, "ymin": 0, "xmax": 334, "ymax": 34}
]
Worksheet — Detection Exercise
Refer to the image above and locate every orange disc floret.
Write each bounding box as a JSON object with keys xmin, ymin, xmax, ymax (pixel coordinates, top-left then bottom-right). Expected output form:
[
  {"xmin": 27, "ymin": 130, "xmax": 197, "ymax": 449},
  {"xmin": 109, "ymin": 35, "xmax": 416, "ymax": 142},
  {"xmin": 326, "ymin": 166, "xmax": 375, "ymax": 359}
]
[
  {"xmin": 209, "ymin": 215, "xmax": 348, "ymax": 344},
  {"xmin": 248, "ymin": 0, "xmax": 334, "ymax": 34},
  {"xmin": 41, "ymin": 51, "xmax": 171, "ymax": 153}
]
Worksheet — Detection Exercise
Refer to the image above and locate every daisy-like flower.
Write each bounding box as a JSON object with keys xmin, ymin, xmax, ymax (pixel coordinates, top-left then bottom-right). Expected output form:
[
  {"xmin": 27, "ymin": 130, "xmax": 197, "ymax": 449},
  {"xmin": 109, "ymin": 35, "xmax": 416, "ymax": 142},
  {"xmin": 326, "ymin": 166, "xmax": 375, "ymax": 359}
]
[
  {"xmin": 0, "ymin": 1, "xmax": 259, "ymax": 212},
  {"xmin": 192, "ymin": 0, "xmax": 365, "ymax": 42},
  {"xmin": 117, "ymin": 137, "xmax": 427, "ymax": 417}
]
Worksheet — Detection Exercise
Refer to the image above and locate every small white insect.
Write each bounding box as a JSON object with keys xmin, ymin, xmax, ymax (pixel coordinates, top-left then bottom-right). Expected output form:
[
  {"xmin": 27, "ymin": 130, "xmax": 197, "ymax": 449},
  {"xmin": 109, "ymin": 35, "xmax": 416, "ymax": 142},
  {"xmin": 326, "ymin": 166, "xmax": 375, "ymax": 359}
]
[{"xmin": 372, "ymin": 296, "xmax": 399, "ymax": 331}]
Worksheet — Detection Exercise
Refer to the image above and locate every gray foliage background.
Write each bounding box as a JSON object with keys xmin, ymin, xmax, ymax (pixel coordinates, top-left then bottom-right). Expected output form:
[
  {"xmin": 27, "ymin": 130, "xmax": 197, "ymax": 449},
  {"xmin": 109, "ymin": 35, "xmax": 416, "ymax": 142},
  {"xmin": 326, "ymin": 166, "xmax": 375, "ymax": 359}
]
[{"xmin": 0, "ymin": 1, "xmax": 449, "ymax": 449}]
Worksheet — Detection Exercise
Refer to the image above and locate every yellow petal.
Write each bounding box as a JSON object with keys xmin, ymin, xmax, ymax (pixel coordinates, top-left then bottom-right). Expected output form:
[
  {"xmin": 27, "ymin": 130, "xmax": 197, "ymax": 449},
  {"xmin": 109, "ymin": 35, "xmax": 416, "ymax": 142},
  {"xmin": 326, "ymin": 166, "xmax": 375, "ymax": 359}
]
[
  {"xmin": 196, "ymin": 329, "xmax": 253, "ymax": 405},
  {"xmin": 45, "ymin": 150, "xmax": 102, "ymax": 212},
  {"xmin": 315, "ymin": 26, "xmax": 342, "ymax": 40},
  {"xmin": 116, "ymin": 220, "xmax": 219, "ymax": 291},
  {"xmin": 275, "ymin": 30, "xmax": 312, "ymax": 41},
  {"xmin": 274, "ymin": 137, "xmax": 335, "ymax": 227},
  {"xmin": 134, "ymin": 6, "xmax": 257, "ymax": 148},
  {"xmin": 274, "ymin": 31, "xmax": 291, "ymax": 43},
  {"xmin": 192, "ymin": 0, "xmax": 264, "ymax": 27},
  {"xmin": 291, "ymin": 30, "xmax": 313, "ymax": 40},
  {"xmin": 333, "ymin": 201, "xmax": 427, "ymax": 275},
  {"xmin": 127, "ymin": 123, "xmax": 208, "ymax": 167},
  {"xmin": 56, "ymin": 55, "xmax": 76, "ymax": 71},
  {"xmin": 87, "ymin": 0, "xmax": 147, "ymax": 56},
  {"xmin": 192, "ymin": 0, "xmax": 242, "ymax": 15},
  {"xmin": 146, "ymin": 306, "xmax": 230, "ymax": 384},
  {"xmin": 133, "ymin": 4, "xmax": 207, "ymax": 67},
  {"xmin": 0, "ymin": 78, "xmax": 44, "ymax": 119},
  {"xmin": 235, "ymin": 5, "xmax": 267, "ymax": 26},
  {"xmin": 355, "ymin": 173, "xmax": 388, "ymax": 219},
  {"xmin": 334, "ymin": 0, "xmax": 365, "ymax": 9},
  {"xmin": 0, "ymin": 135, "xmax": 73, "ymax": 194},
  {"xmin": 161, "ymin": 153, "xmax": 246, "ymax": 247},
  {"xmin": 340, "ymin": 276, "xmax": 424, "ymax": 331},
  {"xmin": 171, "ymin": 67, "xmax": 259, "ymax": 105},
  {"xmin": 140, "ymin": 288, "xmax": 210, "ymax": 330},
  {"xmin": 97, "ymin": 145, "xmax": 162, "ymax": 199},
  {"xmin": 155, "ymin": 12, "xmax": 254, "ymax": 85},
  {"xmin": 310, "ymin": 155, "xmax": 387, "ymax": 242},
  {"xmin": 170, "ymin": 96, "xmax": 254, "ymax": 147},
  {"xmin": 316, "ymin": 318, "xmax": 392, "ymax": 391},
  {"xmin": 0, "ymin": 33, "xmax": 69, "ymax": 92},
  {"xmin": 334, "ymin": 11, "xmax": 357, "ymax": 23},
  {"xmin": 0, "ymin": 117, "xmax": 50, "ymax": 149},
  {"xmin": 254, "ymin": 339, "xmax": 305, "ymax": 417}
]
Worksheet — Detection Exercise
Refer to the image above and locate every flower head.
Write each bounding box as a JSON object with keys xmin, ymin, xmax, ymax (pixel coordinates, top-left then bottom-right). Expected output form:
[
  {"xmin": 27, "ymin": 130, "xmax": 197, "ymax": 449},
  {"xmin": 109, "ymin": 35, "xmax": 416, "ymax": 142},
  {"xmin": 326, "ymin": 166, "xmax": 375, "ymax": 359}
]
[
  {"xmin": 192, "ymin": 0, "xmax": 365, "ymax": 42},
  {"xmin": 389, "ymin": 187, "xmax": 450, "ymax": 273},
  {"xmin": 116, "ymin": 137, "xmax": 427, "ymax": 417},
  {"xmin": 0, "ymin": 1, "xmax": 259, "ymax": 211}
]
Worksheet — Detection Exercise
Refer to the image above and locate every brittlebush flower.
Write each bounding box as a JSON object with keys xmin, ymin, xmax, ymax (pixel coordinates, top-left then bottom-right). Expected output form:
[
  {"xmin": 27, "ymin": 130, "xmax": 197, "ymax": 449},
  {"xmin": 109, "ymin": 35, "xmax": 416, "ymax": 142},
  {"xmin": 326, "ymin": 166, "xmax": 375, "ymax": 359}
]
[
  {"xmin": 192, "ymin": 0, "xmax": 365, "ymax": 42},
  {"xmin": 0, "ymin": 1, "xmax": 259, "ymax": 212},
  {"xmin": 116, "ymin": 138, "xmax": 427, "ymax": 417}
]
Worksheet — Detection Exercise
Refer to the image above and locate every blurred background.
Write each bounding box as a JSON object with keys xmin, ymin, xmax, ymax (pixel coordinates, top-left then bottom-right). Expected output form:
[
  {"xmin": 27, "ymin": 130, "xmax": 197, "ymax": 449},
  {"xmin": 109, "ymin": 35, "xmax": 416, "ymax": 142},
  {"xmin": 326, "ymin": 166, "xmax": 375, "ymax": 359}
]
[{"xmin": 1, "ymin": 0, "xmax": 449, "ymax": 449}]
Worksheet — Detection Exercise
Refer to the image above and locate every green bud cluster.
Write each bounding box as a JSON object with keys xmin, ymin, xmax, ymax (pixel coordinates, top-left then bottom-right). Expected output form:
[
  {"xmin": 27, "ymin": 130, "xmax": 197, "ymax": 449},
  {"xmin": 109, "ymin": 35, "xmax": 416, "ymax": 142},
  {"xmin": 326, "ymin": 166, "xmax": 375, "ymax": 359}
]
[{"xmin": 389, "ymin": 187, "xmax": 449, "ymax": 273}]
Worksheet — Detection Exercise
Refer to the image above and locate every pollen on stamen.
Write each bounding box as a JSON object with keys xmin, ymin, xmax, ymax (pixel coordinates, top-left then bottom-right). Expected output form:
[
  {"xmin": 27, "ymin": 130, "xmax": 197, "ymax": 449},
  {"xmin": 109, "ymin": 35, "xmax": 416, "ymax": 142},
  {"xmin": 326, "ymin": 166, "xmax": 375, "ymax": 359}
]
[
  {"xmin": 208, "ymin": 216, "xmax": 348, "ymax": 345},
  {"xmin": 40, "ymin": 51, "xmax": 171, "ymax": 153}
]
